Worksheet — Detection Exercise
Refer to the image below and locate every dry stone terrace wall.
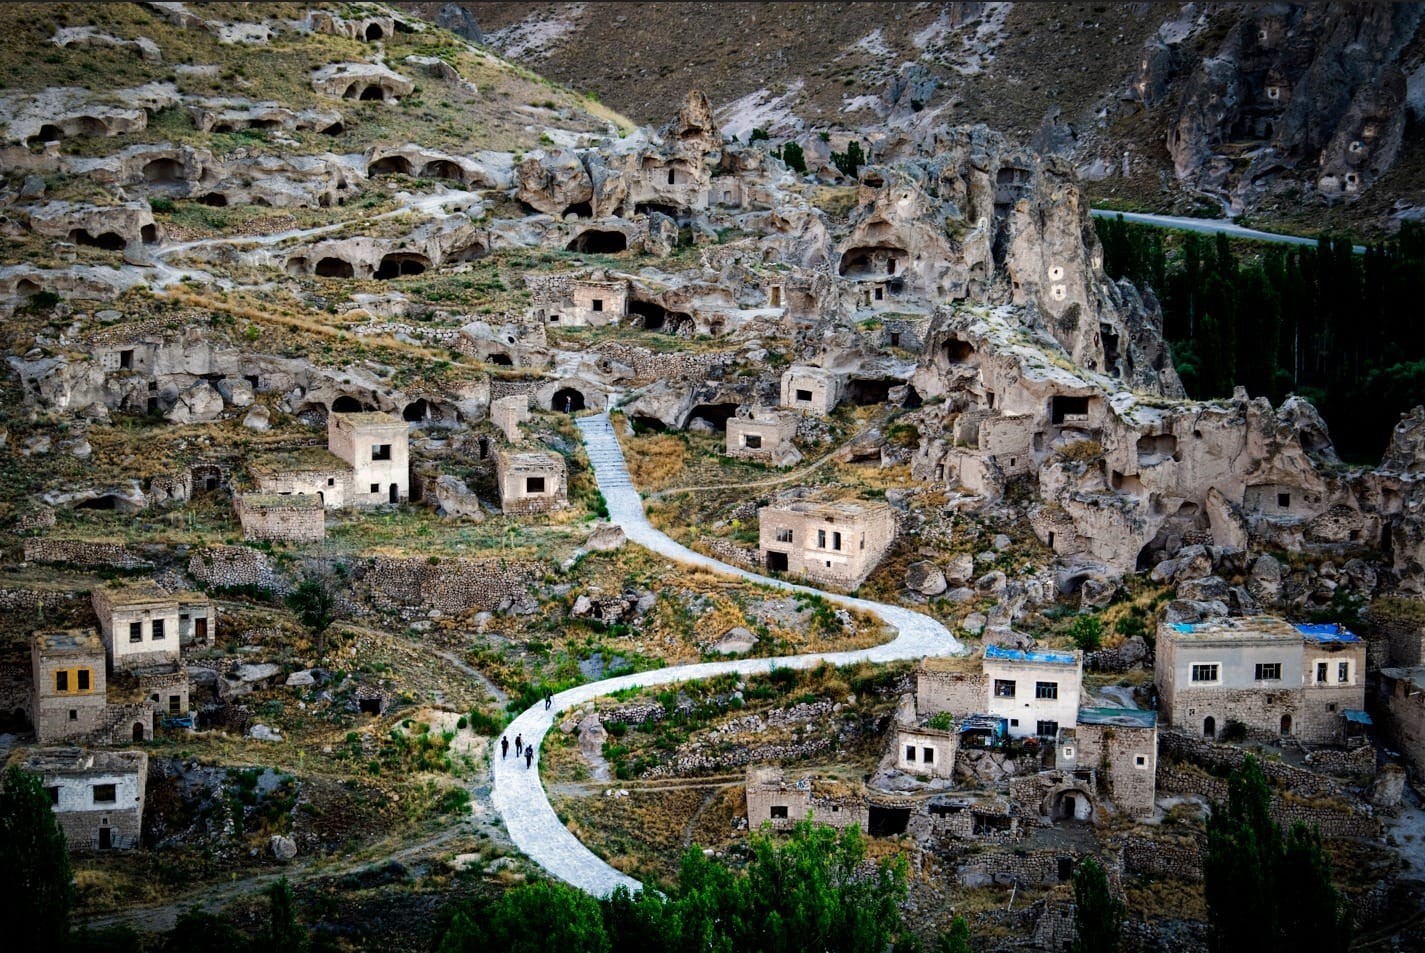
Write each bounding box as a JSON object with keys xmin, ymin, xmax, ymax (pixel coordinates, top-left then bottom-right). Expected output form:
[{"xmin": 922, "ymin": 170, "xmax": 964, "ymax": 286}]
[
  {"xmin": 355, "ymin": 555, "xmax": 541, "ymax": 617},
  {"xmin": 23, "ymin": 538, "xmax": 154, "ymax": 569},
  {"xmin": 1120, "ymin": 833, "xmax": 1205, "ymax": 882},
  {"xmin": 1157, "ymin": 763, "xmax": 1379, "ymax": 838},
  {"xmin": 1158, "ymin": 730, "xmax": 1369, "ymax": 791},
  {"xmin": 591, "ymin": 341, "xmax": 731, "ymax": 381},
  {"xmin": 187, "ymin": 546, "xmax": 289, "ymax": 594},
  {"xmin": 0, "ymin": 586, "xmax": 82, "ymax": 613}
]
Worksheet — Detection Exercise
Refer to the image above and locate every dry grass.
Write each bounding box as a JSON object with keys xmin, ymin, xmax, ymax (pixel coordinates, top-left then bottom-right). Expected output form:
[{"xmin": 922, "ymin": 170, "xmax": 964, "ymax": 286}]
[{"xmin": 622, "ymin": 432, "xmax": 689, "ymax": 491}]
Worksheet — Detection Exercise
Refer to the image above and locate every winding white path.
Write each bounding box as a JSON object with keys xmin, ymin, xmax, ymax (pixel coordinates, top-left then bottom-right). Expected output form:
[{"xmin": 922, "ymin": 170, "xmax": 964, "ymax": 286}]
[
  {"xmin": 490, "ymin": 412, "xmax": 965, "ymax": 897},
  {"xmin": 1088, "ymin": 208, "xmax": 1367, "ymax": 255}
]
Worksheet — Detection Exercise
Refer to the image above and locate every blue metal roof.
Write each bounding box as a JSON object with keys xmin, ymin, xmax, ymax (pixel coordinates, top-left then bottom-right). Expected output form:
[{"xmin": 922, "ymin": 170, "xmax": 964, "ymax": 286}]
[
  {"xmin": 1294, "ymin": 622, "xmax": 1361, "ymax": 644},
  {"xmin": 1077, "ymin": 707, "xmax": 1157, "ymax": 728},
  {"xmin": 1343, "ymin": 709, "xmax": 1373, "ymax": 726},
  {"xmin": 984, "ymin": 644, "xmax": 1077, "ymax": 665}
]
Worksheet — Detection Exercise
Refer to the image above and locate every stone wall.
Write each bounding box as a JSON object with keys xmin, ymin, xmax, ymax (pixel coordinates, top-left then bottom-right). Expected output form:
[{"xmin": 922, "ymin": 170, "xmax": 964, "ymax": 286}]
[
  {"xmin": 1365, "ymin": 604, "xmax": 1425, "ymax": 667},
  {"xmin": 592, "ymin": 341, "xmax": 729, "ymax": 382},
  {"xmin": 235, "ymin": 495, "xmax": 325, "ymax": 542},
  {"xmin": 356, "ymin": 555, "xmax": 540, "ymax": 617},
  {"xmin": 1156, "ymin": 762, "xmax": 1379, "ymax": 837},
  {"xmin": 23, "ymin": 538, "xmax": 153, "ymax": 569},
  {"xmin": 916, "ymin": 668, "xmax": 988, "ymax": 718},
  {"xmin": 1120, "ymin": 833, "xmax": 1204, "ymax": 882},
  {"xmin": 187, "ymin": 546, "xmax": 289, "ymax": 593},
  {"xmin": 0, "ymin": 586, "xmax": 81, "ymax": 613},
  {"xmin": 1076, "ymin": 722, "xmax": 1157, "ymax": 817},
  {"xmin": 1159, "ymin": 730, "xmax": 1362, "ymax": 794},
  {"xmin": 956, "ymin": 848, "xmax": 1080, "ymax": 888}
]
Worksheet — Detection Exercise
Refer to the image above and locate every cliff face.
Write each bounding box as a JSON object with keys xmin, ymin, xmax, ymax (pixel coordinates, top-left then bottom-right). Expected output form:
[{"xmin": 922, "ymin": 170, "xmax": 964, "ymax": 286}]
[{"xmin": 468, "ymin": 2, "xmax": 1425, "ymax": 230}]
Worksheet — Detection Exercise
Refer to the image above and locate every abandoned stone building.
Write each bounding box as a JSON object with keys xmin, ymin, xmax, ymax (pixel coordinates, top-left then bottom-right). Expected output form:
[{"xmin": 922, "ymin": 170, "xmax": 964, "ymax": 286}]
[
  {"xmin": 895, "ymin": 718, "xmax": 958, "ymax": 779},
  {"xmin": 235, "ymin": 492, "xmax": 326, "ymax": 543},
  {"xmin": 140, "ymin": 665, "xmax": 190, "ymax": 720},
  {"xmin": 1057, "ymin": 708, "xmax": 1158, "ymax": 818},
  {"xmin": 491, "ymin": 393, "xmax": 531, "ymax": 442},
  {"xmin": 744, "ymin": 766, "xmax": 868, "ymax": 831},
  {"xmin": 916, "ymin": 647, "xmax": 1083, "ymax": 741},
  {"xmin": 22, "ymin": 747, "xmax": 148, "ymax": 851},
  {"xmin": 495, "ymin": 448, "xmax": 568, "ymax": 515},
  {"xmin": 725, "ymin": 408, "xmax": 798, "ymax": 465},
  {"xmin": 249, "ymin": 448, "xmax": 353, "ymax": 509},
  {"xmin": 757, "ymin": 498, "xmax": 896, "ymax": 589},
  {"xmin": 1379, "ymin": 666, "xmax": 1425, "ymax": 777},
  {"xmin": 31, "ymin": 629, "xmax": 107, "ymax": 743},
  {"xmin": 1155, "ymin": 617, "xmax": 1366, "ymax": 743},
  {"xmin": 92, "ymin": 582, "xmax": 209, "ymax": 671},
  {"xmin": 328, "ymin": 410, "xmax": 409, "ymax": 505},
  {"xmin": 524, "ymin": 273, "xmax": 627, "ymax": 327},
  {"xmin": 779, "ymin": 365, "xmax": 842, "ymax": 415}
]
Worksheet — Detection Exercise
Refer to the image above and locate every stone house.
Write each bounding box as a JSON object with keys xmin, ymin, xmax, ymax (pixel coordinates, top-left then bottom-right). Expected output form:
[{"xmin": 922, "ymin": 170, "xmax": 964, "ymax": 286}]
[
  {"xmin": 92, "ymin": 583, "xmax": 194, "ymax": 671},
  {"xmin": 779, "ymin": 365, "xmax": 842, "ymax": 415},
  {"xmin": 22, "ymin": 747, "xmax": 147, "ymax": 851},
  {"xmin": 725, "ymin": 409, "xmax": 797, "ymax": 465},
  {"xmin": 895, "ymin": 719, "xmax": 957, "ymax": 779},
  {"xmin": 491, "ymin": 393, "xmax": 531, "ymax": 442},
  {"xmin": 745, "ymin": 767, "xmax": 867, "ymax": 831},
  {"xmin": 757, "ymin": 498, "xmax": 896, "ymax": 589},
  {"xmin": 140, "ymin": 665, "xmax": 190, "ymax": 719},
  {"xmin": 250, "ymin": 448, "xmax": 353, "ymax": 509},
  {"xmin": 31, "ymin": 629, "xmax": 108, "ymax": 743},
  {"xmin": 524, "ymin": 273, "xmax": 627, "ymax": 327},
  {"xmin": 1156, "ymin": 616, "xmax": 1366, "ymax": 743},
  {"xmin": 1378, "ymin": 667, "xmax": 1425, "ymax": 778},
  {"xmin": 235, "ymin": 493, "xmax": 325, "ymax": 542},
  {"xmin": 328, "ymin": 411, "xmax": 409, "ymax": 505},
  {"xmin": 1060, "ymin": 708, "xmax": 1158, "ymax": 818},
  {"xmin": 495, "ymin": 449, "xmax": 568, "ymax": 515},
  {"xmin": 982, "ymin": 646, "xmax": 1083, "ymax": 740}
]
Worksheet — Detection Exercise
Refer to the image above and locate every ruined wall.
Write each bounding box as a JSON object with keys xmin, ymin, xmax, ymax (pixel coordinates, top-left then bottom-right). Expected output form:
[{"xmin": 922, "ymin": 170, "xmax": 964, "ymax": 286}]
[
  {"xmin": 187, "ymin": 546, "xmax": 289, "ymax": 593},
  {"xmin": 592, "ymin": 341, "xmax": 729, "ymax": 382},
  {"xmin": 1121, "ymin": 833, "xmax": 1203, "ymax": 882},
  {"xmin": 235, "ymin": 496, "xmax": 325, "ymax": 543},
  {"xmin": 916, "ymin": 668, "xmax": 988, "ymax": 718},
  {"xmin": 356, "ymin": 556, "xmax": 540, "ymax": 617},
  {"xmin": 1156, "ymin": 761, "xmax": 1378, "ymax": 837},
  {"xmin": 23, "ymin": 538, "xmax": 153, "ymax": 569}
]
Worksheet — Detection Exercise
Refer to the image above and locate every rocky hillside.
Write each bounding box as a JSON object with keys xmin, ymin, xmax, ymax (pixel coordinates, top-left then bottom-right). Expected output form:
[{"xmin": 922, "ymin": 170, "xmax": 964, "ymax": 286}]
[{"xmin": 468, "ymin": 2, "xmax": 1425, "ymax": 236}]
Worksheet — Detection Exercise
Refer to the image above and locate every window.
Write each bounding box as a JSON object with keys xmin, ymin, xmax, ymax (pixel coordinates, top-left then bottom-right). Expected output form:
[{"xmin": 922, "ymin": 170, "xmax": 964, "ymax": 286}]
[
  {"xmin": 817, "ymin": 529, "xmax": 826, "ymax": 548},
  {"xmin": 1134, "ymin": 755, "xmax": 1148, "ymax": 769},
  {"xmin": 1009, "ymin": 718, "xmax": 1019, "ymax": 727},
  {"xmin": 370, "ymin": 483, "xmax": 380, "ymax": 493},
  {"xmin": 874, "ymin": 287, "xmax": 884, "ymax": 301},
  {"xmin": 68, "ymin": 709, "xmax": 77, "ymax": 721},
  {"xmin": 92, "ymin": 784, "xmax": 117, "ymax": 805},
  {"xmin": 152, "ymin": 619, "xmax": 165, "ymax": 640},
  {"xmin": 591, "ymin": 298, "xmax": 604, "ymax": 312},
  {"xmin": 77, "ymin": 670, "xmax": 89, "ymax": 691},
  {"xmin": 1062, "ymin": 746, "xmax": 1074, "ymax": 758},
  {"xmin": 169, "ymin": 695, "xmax": 181, "ymax": 714},
  {"xmin": 994, "ymin": 679, "xmax": 1016, "ymax": 698},
  {"xmin": 46, "ymin": 786, "xmax": 59, "ymax": 805},
  {"xmin": 922, "ymin": 747, "xmax": 935, "ymax": 764},
  {"xmin": 744, "ymin": 433, "xmax": 762, "ymax": 449},
  {"xmin": 55, "ymin": 671, "xmax": 69, "ymax": 692},
  {"xmin": 1317, "ymin": 662, "xmax": 1328, "ymax": 683},
  {"xmin": 129, "ymin": 621, "xmax": 142, "ymax": 643},
  {"xmin": 889, "ymin": 332, "xmax": 901, "ymax": 347},
  {"xmin": 666, "ymin": 168, "xmax": 676, "ymax": 185},
  {"xmin": 775, "ymin": 528, "xmax": 793, "ymax": 543},
  {"xmin": 1255, "ymin": 662, "xmax": 1281, "ymax": 681},
  {"xmin": 526, "ymin": 476, "xmax": 546, "ymax": 494},
  {"xmin": 371, "ymin": 444, "xmax": 392, "ymax": 461},
  {"xmin": 1036, "ymin": 720, "xmax": 1059, "ymax": 738},
  {"xmin": 1277, "ymin": 492, "xmax": 1290, "ymax": 508},
  {"xmin": 770, "ymin": 805, "xmax": 788, "ymax": 819},
  {"xmin": 832, "ymin": 531, "xmax": 842, "ymax": 551},
  {"xmin": 905, "ymin": 745, "xmax": 916, "ymax": 762},
  {"xmin": 1035, "ymin": 681, "xmax": 1058, "ymax": 700},
  {"xmin": 327, "ymin": 477, "xmax": 335, "ymax": 486},
  {"xmin": 1191, "ymin": 663, "xmax": 1219, "ymax": 683},
  {"xmin": 795, "ymin": 388, "xmax": 813, "ymax": 402},
  {"xmin": 1338, "ymin": 662, "xmax": 1350, "ymax": 683}
]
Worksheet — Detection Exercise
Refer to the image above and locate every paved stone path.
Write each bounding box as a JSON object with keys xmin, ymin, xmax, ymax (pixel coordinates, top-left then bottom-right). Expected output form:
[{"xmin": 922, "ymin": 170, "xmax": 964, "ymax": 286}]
[{"xmin": 490, "ymin": 411, "xmax": 965, "ymax": 897}]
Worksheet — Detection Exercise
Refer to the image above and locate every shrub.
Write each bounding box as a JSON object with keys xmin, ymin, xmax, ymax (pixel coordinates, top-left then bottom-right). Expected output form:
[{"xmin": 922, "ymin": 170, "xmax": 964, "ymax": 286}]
[
  {"xmin": 927, "ymin": 711, "xmax": 954, "ymax": 731},
  {"xmin": 830, "ymin": 140, "xmax": 866, "ymax": 178},
  {"xmin": 778, "ymin": 142, "xmax": 807, "ymax": 174},
  {"xmin": 149, "ymin": 197, "xmax": 175, "ymax": 213},
  {"xmin": 1067, "ymin": 614, "xmax": 1104, "ymax": 651}
]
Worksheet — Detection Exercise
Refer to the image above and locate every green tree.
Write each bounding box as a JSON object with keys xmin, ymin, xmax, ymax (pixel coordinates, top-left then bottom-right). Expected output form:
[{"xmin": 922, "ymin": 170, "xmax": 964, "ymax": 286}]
[
  {"xmin": 258, "ymin": 878, "xmax": 306, "ymax": 953},
  {"xmin": 0, "ymin": 765, "xmax": 72, "ymax": 950},
  {"xmin": 1066, "ymin": 615, "xmax": 1104, "ymax": 651},
  {"xmin": 442, "ymin": 881, "xmax": 610, "ymax": 953},
  {"xmin": 936, "ymin": 916, "xmax": 973, "ymax": 953},
  {"xmin": 779, "ymin": 142, "xmax": 807, "ymax": 174},
  {"xmin": 163, "ymin": 910, "xmax": 248, "ymax": 953},
  {"xmin": 831, "ymin": 141, "xmax": 866, "ymax": 178},
  {"xmin": 287, "ymin": 564, "xmax": 342, "ymax": 656},
  {"xmin": 1277, "ymin": 823, "xmax": 1351, "ymax": 951},
  {"xmin": 1072, "ymin": 858, "xmax": 1123, "ymax": 953}
]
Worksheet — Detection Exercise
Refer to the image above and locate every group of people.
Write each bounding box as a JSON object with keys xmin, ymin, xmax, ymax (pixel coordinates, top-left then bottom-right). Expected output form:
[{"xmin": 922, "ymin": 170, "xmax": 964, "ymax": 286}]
[{"xmin": 499, "ymin": 690, "xmax": 555, "ymax": 769}]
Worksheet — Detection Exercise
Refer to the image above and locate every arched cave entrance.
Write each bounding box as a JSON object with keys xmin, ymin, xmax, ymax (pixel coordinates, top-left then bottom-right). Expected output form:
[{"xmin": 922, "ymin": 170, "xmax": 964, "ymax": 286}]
[
  {"xmin": 375, "ymin": 253, "xmax": 429, "ymax": 279},
  {"xmin": 566, "ymin": 230, "xmax": 627, "ymax": 254},
  {"xmin": 68, "ymin": 229, "xmax": 126, "ymax": 251},
  {"xmin": 403, "ymin": 399, "xmax": 431, "ymax": 422},
  {"xmin": 365, "ymin": 23, "xmax": 385, "ymax": 40},
  {"xmin": 553, "ymin": 388, "xmax": 586, "ymax": 413},
  {"xmin": 369, "ymin": 155, "xmax": 413, "ymax": 177},
  {"xmin": 331, "ymin": 395, "xmax": 367, "ymax": 413},
  {"xmin": 421, "ymin": 159, "xmax": 462, "ymax": 181},
  {"xmin": 315, "ymin": 256, "xmax": 355, "ymax": 278},
  {"xmin": 142, "ymin": 158, "xmax": 185, "ymax": 186},
  {"xmin": 846, "ymin": 378, "xmax": 895, "ymax": 406},
  {"xmin": 688, "ymin": 403, "xmax": 738, "ymax": 432}
]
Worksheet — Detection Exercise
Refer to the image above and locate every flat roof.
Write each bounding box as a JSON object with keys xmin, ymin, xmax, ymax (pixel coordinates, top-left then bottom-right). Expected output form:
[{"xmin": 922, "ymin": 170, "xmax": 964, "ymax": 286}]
[
  {"xmin": 21, "ymin": 747, "xmax": 146, "ymax": 774},
  {"xmin": 240, "ymin": 492, "xmax": 323, "ymax": 509},
  {"xmin": 34, "ymin": 628, "xmax": 103, "ymax": 655},
  {"xmin": 1295, "ymin": 622, "xmax": 1362, "ymax": 644},
  {"xmin": 1077, "ymin": 707, "xmax": 1157, "ymax": 728},
  {"xmin": 331, "ymin": 411, "xmax": 402, "ymax": 427},
  {"xmin": 1165, "ymin": 615, "xmax": 1302, "ymax": 642},
  {"xmin": 249, "ymin": 447, "xmax": 348, "ymax": 475},
  {"xmin": 959, "ymin": 713, "xmax": 1008, "ymax": 732},
  {"xmin": 984, "ymin": 644, "xmax": 1078, "ymax": 666},
  {"xmin": 94, "ymin": 582, "xmax": 171, "ymax": 606},
  {"xmin": 499, "ymin": 449, "xmax": 564, "ymax": 470},
  {"xmin": 764, "ymin": 498, "xmax": 892, "ymax": 519}
]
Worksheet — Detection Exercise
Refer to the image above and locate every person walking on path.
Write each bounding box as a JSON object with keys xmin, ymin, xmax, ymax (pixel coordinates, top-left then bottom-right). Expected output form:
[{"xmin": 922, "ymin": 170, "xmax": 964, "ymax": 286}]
[
  {"xmin": 515, "ymin": 734, "xmax": 523, "ymax": 756},
  {"xmin": 525, "ymin": 746, "xmax": 534, "ymax": 769},
  {"xmin": 545, "ymin": 690, "xmax": 553, "ymax": 710},
  {"xmin": 500, "ymin": 735, "xmax": 509, "ymax": 759}
]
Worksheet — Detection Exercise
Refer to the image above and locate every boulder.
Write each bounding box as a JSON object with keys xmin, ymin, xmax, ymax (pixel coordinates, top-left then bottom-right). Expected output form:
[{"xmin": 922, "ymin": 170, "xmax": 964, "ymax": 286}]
[
  {"xmin": 905, "ymin": 561, "xmax": 948, "ymax": 596},
  {"xmin": 286, "ymin": 670, "xmax": 317, "ymax": 688},
  {"xmin": 645, "ymin": 212, "xmax": 679, "ymax": 257},
  {"xmin": 433, "ymin": 475, "xmax": 484, "ymax": 520},
  {"xmin": 270, "ymin": 835, "xmax": 297, "ymax": 862},
  {"xmin": 944, "ymin": 553, "xmax": 976, "ymax": 585},
  {"xmin": 164, "ymin": 381, "xmax": 224, "ymax": 424},
  {"xmin": 1247, "ymin": 554, "xmax": 1284, "ymax": 605},
  {"xmin": 242, "ymin": 404, "xmax": 271, "ymax": 432},
  {"xmin": 713, "ymin": 627, "xmax": 758, "ymax": 655},
  {"xmin": 584, "ymin": 524, "xmax": 627, "ymax": 551},
  {"xmin": 216, "ymin": 377, "xmax": 254, "ymax": 407},
  {"xmin": 515, "ymin": 149, "xmax": 592, "ymax": 216}
]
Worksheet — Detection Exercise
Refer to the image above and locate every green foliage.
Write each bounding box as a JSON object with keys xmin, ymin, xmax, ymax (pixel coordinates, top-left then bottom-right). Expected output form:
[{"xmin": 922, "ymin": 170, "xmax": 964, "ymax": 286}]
[
  {"xmin": 1072, "ymin": 857, "xmax": 1123, "ymax": 953},
  {"xmin": 149, "ymin": 197, "xmax": 175, "ymax": 213},
  {"xmin": 1096, "ymin": 215, "xmax": 1425, "ymax": 460},
  {"xmin": 927, "ymin": 711, "xmax": 954, "ymax": 731},
  {"xmin": 0, "ymin": 766, "xmax": 72, "ymax": 950},
  {"xmin": 831, "ymin": 140, "xmax": 866, "ymax": 178},
  {"xmin": 259, "ymin": 878, "xmax": 306, "ymax": 953},
  {"xmin": 749, "ymin": 128, "xmax": 770, "ymax": 142},
  {"xmin": 1066, "ymin": 615, "xmax": 1104, "ymax": 651},
  {"xmin": 287, "ymin": 575, "xmax": 335, "ymax": 635},
  {"xmin": 936, "ymin": 917, "xmax": 973, "ymax": 953},
  {"xmin": 1204, "ymin": 756, "xmax": 1350, "ymax": 953},
  {"xmin": 778, "ymin": 141, "xmax": 807, "ymax": 174},
  {"xmin": 434, "ymin": 818, "xmax": 908, "ymax": 953}
]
